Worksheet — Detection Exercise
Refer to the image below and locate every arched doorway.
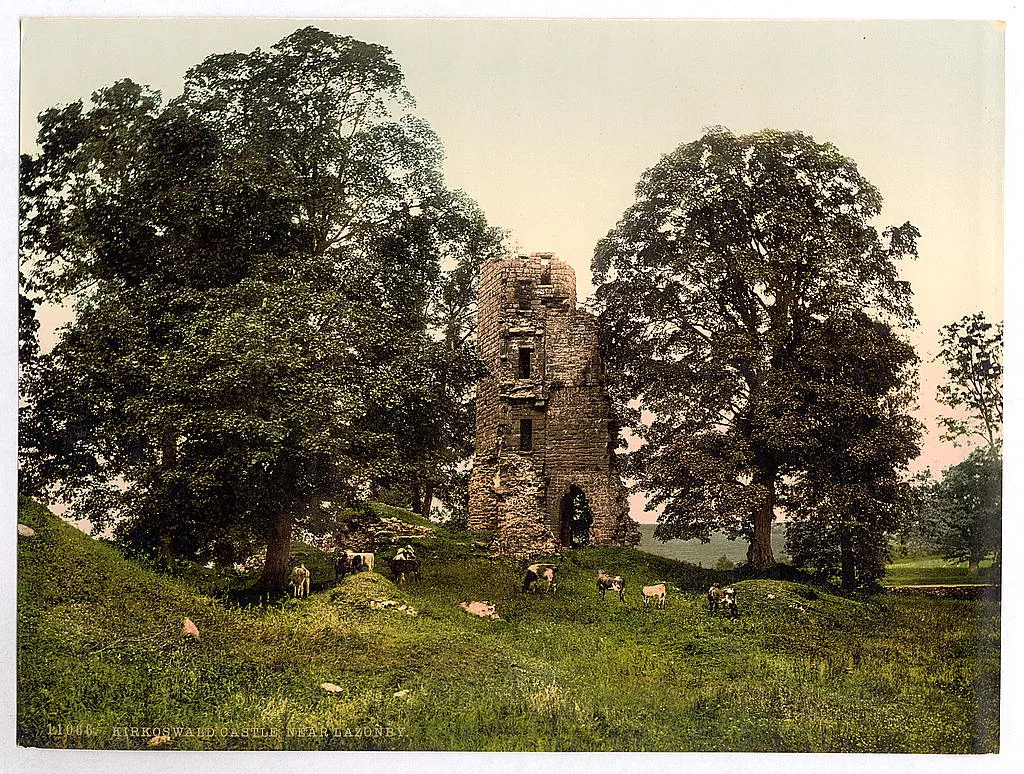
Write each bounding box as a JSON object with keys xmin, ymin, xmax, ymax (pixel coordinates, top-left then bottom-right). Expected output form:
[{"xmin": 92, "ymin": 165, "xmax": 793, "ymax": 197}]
[{"xmin": 558, "ymin": 485, "xmax": 594, "ymax": 548}]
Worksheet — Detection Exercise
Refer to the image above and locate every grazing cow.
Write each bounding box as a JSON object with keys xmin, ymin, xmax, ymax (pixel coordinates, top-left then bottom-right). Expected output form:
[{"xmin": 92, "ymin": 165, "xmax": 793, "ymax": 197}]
[
  {"xmin": 394, "ymin": 544, "xmax": 417, "ymax": 561},
  {"xmin": 387, "ymin": 557, "xmax": 422, "ymax": 585},
  {"xmin": 335, "ymin": 551, "xmax": 375, "ymax": 580},
  {"xmin": 642, "ymin": 582, "xmax": 667, "ymax": 608},
  {"xmin": 596, "ymin": 569, "xmax": 627, "ymax": 602},
  {"xmin": 723, "ymin": 587, "xmax": 738, "ymax": 617},
  {"xmin": 291, "ymin": 565, "xmax": 311, "ymax": 598},
  {"xmin": 334, "ymin": 552, "xmax": 355, "ymax": 579},
  {"xmin": 522, "ymin": 563, "xmax": 558, "ymax": 594},
  {"xmin": 347, "ymin": 551, "xmax": 374, "ymax": 573},
  {"xmin": 708, "ymin": 584, "xmax": 738, "ymax": 617}
]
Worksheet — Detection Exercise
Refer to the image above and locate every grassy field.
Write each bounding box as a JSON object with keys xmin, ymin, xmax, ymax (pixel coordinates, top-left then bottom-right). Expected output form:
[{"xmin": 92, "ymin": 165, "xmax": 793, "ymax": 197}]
[
  {"xmin": 636, "ymin": 523, "xmax": 789, "ymax": 565},
  {"xmin": 882, "ymin": 556, "xmax": 997, "ymax": 587},
  {"xmin": 636, "ymin": 523, "xmax": 996, "ymax": 588},
  {"xmin": 17, "ymin": 498, "xmax": 999, "ymax": 753}
]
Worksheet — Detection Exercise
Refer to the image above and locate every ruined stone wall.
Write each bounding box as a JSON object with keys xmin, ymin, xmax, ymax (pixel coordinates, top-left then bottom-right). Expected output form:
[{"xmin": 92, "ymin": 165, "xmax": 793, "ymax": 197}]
[{"xmin": 468, "ymin": 252, "xmax": 639, "ymax": 557}]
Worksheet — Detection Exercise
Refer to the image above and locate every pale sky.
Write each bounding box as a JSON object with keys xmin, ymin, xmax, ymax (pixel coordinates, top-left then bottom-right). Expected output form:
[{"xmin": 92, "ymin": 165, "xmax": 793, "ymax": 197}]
[{"xmin": 16, "ymin": 16, "xmax": 1005, "ymax": 509}]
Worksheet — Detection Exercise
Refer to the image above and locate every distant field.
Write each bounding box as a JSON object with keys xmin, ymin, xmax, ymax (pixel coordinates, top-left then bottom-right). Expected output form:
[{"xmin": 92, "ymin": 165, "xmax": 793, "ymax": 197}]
[
  {"xmin": 636, "ymin": 523, "xmax": 994, "ymax": 588},
  {"xmin": 883, "ymin": 556, "xmax": 996, "ymax": 587},
  {"xmin": 636, "ymin": 523, "xmax": 789, "ymax": 565}
]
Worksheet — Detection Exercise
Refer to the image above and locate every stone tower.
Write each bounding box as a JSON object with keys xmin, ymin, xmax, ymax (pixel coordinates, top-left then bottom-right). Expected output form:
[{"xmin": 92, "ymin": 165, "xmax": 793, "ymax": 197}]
[{"xmin": 467, "ymin": 252, "xmax": 640, "ymax": 557}]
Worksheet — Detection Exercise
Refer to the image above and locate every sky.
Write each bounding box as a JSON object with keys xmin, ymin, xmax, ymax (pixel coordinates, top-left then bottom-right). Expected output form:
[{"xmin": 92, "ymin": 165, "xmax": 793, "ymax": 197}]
[
  {"xmin": 17, "ymin": 16, "xmax": 1004, "ymax": 495},
  {"xmin": 2, "ymin": 4, "xmax": 1021, "ymax": 774}
]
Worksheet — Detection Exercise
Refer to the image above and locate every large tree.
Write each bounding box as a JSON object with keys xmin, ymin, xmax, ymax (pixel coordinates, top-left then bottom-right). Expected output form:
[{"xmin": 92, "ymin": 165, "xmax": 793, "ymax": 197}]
[
  {"xmin": 592, "ymin": 127, "xmax": 919, "ymax": 567},
  {"xmin": 20, "ymin": 28, "xmax": 501, "ymax": 589},
  {"xmin": 359, "ymin": 189, "xmax": 506, "ymax": 520},
  {"xmin": 935, "ymin": 312, "xmax": 1002, "ymax": 451}
]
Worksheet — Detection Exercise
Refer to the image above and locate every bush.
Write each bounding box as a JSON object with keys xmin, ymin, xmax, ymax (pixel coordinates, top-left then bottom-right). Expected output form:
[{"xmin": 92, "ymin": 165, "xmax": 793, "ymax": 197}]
[{"xmin": 714, "ymin": 555, "xmax": 736, "ymax": 570}]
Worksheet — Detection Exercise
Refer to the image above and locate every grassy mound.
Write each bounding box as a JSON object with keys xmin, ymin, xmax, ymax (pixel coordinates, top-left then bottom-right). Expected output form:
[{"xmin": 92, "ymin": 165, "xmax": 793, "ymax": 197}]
[
  {"xmin": 366, "ymin": 502, "xmax": 437, "ymax": 531},
  {"xmin": 17, "ymin": 498, "xmax": 999, "ymax": 753}
]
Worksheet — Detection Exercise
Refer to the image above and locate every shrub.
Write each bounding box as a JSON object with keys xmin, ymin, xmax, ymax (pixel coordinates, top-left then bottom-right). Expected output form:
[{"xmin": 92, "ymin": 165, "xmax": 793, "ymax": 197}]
[{"xmin": 714, "ymin": 555, "xmax": 736, "ymax": 571}]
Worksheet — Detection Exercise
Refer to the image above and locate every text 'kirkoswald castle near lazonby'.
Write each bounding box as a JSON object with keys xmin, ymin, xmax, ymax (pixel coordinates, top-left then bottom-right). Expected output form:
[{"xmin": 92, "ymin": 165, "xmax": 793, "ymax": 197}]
[{"xmin": 468, "ymin": 253, "xmax": 641, "ymax": 557}]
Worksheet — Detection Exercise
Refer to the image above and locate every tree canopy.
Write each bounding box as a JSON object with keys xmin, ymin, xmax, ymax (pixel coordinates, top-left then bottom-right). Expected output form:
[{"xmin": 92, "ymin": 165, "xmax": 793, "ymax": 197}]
[
  {"xmin": 19, "ymin": 27, "xmax": 505, "ymax": 588},
  {"xmin": 783, "ymin": 313, "xmax": 920, "ymax": 588},
  {"xmin": 592, "ymin": 127, "xmax": 920, "ymax": 567},
  {"xmin": 916, "ymin": 447, "xmax": 1002, "ymax": 573},
  {"xmin": 935, "ymin": 312, "xmax": 1002, "ymax": 451}
]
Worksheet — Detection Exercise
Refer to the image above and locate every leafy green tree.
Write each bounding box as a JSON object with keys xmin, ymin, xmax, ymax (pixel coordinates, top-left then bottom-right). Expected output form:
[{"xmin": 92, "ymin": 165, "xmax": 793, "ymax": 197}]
[
  {"xmin": 713, "ymin": 554, "xmax": 735, "ymax": 571},
  {"xmin": 592, "ymin": 127, "xmax": 919, "ymax": 567},
  {"xmin": 19, "ymin": 28, "xmax": 500, "ymax": 590},
  {"xmin": 784, "ymin": 314, "xmax": 920, "ymax": 588},
  {"xmin": 365, "ymin": 190, "xmax": 506, "ymax": 520},
  {"xmin": 917, "ymin": 448, "xmax": 1001, "ymax": 574},
  {"xmin": 935, "ymin": 312, "xmax": 1002, "ymax": 451}
]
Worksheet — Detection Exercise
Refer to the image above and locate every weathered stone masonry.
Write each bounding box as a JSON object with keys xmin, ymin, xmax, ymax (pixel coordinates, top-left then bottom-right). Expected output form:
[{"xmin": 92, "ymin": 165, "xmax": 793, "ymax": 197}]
[{"xmin": 468, "ymin": 252, "xmax": 640, "ymax": 558}]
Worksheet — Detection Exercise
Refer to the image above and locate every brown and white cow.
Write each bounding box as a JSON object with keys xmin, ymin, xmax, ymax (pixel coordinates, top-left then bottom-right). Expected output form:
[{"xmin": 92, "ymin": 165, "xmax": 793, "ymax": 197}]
[
  {"xmin": 642, "ymin": 582, "xmax": 667, "ymax": 608},
  {"xmin": 335, "ymin": 551, "xmax": 375, "ymax": 580},
  {"xmin": 387, "ymin": 557, "xmax": 422, "ymax": 585},
  {"xmin": 708, "ymin": 584, "xmax": 738, "ymax": 617},
  {"xmin": 522, "ymin": 563, "xmax": 558, "ymax": 594},
  {"xmin": 597, "ymin": 569, "xmax": 627, "ymax": 602}
]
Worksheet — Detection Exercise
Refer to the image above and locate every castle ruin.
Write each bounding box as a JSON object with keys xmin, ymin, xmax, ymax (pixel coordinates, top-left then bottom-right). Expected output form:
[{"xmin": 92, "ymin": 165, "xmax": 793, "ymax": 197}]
[{"xmin": 467, "ymin": 252, "xmax": 640, "ymax": 557}]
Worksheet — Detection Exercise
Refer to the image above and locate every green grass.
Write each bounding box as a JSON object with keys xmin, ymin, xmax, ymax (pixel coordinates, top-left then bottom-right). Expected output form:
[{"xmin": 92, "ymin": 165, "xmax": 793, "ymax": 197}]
[
  {"xmin": 883, "ymin": 555, "xmax": 998, "ymax": 587},
  {"xmin": 636, "ymin": 523, "xmax": 789, "ymax": 565},
  {"xmin": 18, "ymin": 498, "xmax": 999, "ymax": 752}
]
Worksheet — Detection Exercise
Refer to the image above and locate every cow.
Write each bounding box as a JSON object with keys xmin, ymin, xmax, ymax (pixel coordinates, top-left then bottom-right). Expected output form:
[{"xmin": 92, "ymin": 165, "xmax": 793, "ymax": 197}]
[
  {"xmin": 642, "ymin": 582, "xmax": 667, "ymax": 608},
  {"xmin": 291, "ymin": 565, "xmax": 310, "ymax": 598},
  {"xmin": 387, "ymin": 557, "xmax": 422, "ymax": 585},
  {"xmin": 708, "ymin": 584, "xmax": 738, "ymax": 617},
  {"xmin": 394, "ymin": 544, "xmax": 417, "ymax": 561},
  {"xmin": 335, "ymin": 551, "xmax": 375, "ymax": 580},
  {"xmin": 522, "ymin": 563, "xmax": 558, "ymax": 594},
  {"xmin": 597, "ymin": 569, "xmax": 627, "ymax": 602},
  {"xmin": 723, "ymin": 587, "xmax": 738, "ymax": 617}
]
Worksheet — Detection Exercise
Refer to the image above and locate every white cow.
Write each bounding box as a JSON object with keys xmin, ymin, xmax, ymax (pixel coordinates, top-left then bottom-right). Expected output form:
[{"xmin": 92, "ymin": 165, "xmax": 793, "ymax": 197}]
[
  {"xmin": 642, "ymin": 582, "xmax": 667, "ymax": 608},
  {"xmin": 291, "ymin": 565, "xmax": 311, "ymax": 598}
]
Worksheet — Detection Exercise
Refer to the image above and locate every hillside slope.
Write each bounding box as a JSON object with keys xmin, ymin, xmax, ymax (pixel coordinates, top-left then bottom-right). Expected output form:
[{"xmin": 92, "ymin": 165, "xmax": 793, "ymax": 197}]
[{"xmin": 17, "ymin": 499, "xmax": 999, "ymax": 752}]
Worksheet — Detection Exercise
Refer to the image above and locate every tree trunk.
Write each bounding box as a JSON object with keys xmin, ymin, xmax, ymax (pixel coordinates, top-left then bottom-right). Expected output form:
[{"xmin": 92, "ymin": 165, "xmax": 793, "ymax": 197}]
[
  {"xmin": 839, "ymin": 524, "xmax": 856, "ymax": 589},
  {"xmin": 968, "ymin": 558, "xmax": 980, "ymax": 575},
  {"xmin": 746, "ymin": 469, "xmax": 777, "ymax": 568},
  {"xmin": 419, "ymin": 483, "xmax": 434, "ymax": 520},
  {"xmin": 157, "ymin": 431, "xmax": 178, "ymax": 572},
  {"xmin": 410, "ymin": 482, "xmax": 422, "ymax": 515},
  {"xmin": 260, "ymin": 512, "xmax": 293, "ymax": 593},
  {"xmin": 157, "ymin": 533, "xmax": 176, "ymax": 573}
]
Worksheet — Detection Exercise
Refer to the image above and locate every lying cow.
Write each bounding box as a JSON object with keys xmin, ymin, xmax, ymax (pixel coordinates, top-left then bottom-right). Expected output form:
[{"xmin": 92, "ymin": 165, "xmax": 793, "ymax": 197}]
[
  {"xmin": 291, "ymin": 565, "xmax": 310, "ymax": 598},
  {"xmin": 522, "ymin": 563, "xmax": 558, "ymax": 594},
  {"xmin": 642, "ymin": 582, "xmax": 667, "ymax": 608},
  {"xmin": 597, "ymin": 569, "xmax": 627, "ymax": 602},
  {"xmin": 335, "ymin": 550, "xmax": 375, "ymax": 579},
  {"xmin": 708, "ymin": 583, "xmax": 738, "ymax": 617},
  {"xmin": 387, "ymin": 557, "xmax": 422, "ymax": 585}
]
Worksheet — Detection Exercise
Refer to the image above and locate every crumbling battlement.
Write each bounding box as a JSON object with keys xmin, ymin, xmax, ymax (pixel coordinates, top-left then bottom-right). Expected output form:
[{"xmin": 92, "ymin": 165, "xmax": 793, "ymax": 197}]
[{"xmin": 468, "ymin": 253, "xmax": 640, "ymax": 558}]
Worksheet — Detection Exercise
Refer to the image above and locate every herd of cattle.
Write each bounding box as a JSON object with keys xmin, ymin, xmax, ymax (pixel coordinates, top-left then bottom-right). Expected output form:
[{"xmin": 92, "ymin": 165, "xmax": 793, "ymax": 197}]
[
  {"xmin": 533, "ymin": 565, "xmax": 736, "ymax": 615},
  {"xmin": 290, "ymin": 544, "xmax": 422, "ymax": 597},
  {"xmin": 289, "ymin": 551, "xmax": 738, "ymax": 616}
]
